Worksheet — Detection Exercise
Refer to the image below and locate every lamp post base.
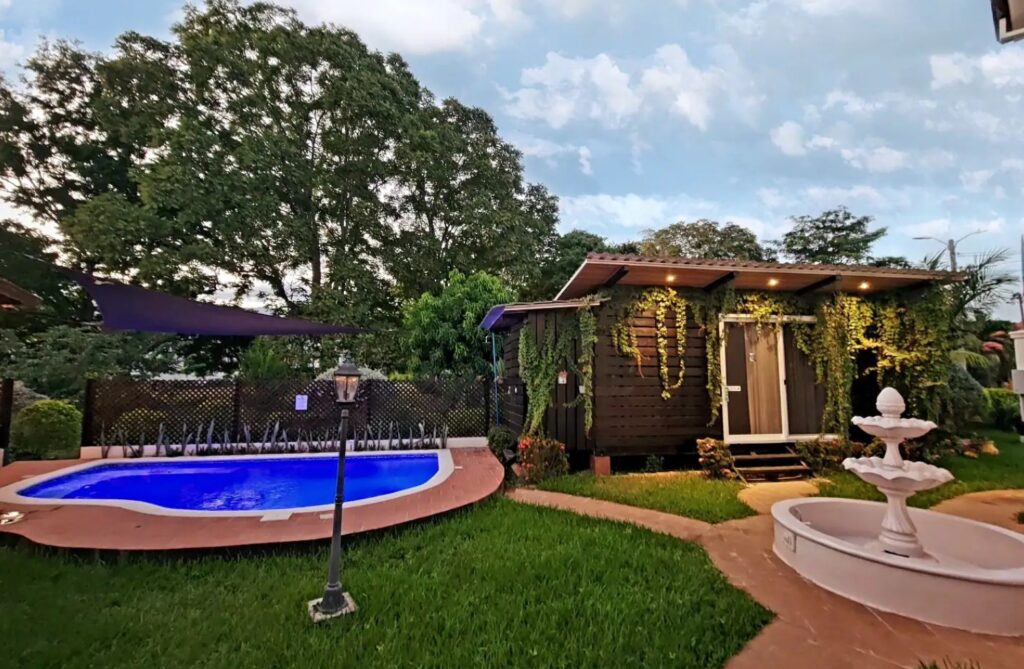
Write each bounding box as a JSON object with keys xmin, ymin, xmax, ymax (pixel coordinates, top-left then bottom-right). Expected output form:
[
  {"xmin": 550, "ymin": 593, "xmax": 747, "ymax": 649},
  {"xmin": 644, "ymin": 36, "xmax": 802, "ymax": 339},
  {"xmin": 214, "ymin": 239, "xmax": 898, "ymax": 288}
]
[{"xmin": 307, "ymin": 592, "xmax": 358, "ymax": 623}]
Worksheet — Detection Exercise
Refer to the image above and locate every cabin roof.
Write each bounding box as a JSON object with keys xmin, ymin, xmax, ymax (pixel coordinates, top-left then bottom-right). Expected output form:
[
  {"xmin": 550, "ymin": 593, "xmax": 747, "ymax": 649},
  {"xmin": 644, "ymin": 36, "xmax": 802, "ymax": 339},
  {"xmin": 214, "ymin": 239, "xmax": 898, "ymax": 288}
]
[
  {"xmin": 480, "ymin": 299, "xmax": 597, "ymax": 332},
  {"xmin": 554, "ymin": 253, "xmax": 965, "ymax": 301},
  {"xmin": 0, "ymin": 277, "xmax": 41, "ymax": 310}
]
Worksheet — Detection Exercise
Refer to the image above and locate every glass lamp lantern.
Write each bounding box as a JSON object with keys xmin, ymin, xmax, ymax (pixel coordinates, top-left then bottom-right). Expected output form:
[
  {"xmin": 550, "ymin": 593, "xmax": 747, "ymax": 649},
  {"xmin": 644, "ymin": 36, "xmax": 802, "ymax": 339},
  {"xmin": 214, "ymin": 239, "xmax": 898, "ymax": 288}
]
[{"xmin": 332, "ymin": 358, "xmax": 362, "ymax": 405}]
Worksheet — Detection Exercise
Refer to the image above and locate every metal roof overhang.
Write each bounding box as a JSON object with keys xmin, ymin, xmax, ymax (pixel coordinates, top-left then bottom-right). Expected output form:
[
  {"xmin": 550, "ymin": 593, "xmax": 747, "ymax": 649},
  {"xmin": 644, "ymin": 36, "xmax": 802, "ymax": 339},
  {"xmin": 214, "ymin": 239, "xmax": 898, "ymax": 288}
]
[
  {"xmin": 480, "ymin": 299, "xmax": 599, "ymax": 332},
  {"xmin": 554, "ymin": 254, "xmax": 964, "ymax": 301}
]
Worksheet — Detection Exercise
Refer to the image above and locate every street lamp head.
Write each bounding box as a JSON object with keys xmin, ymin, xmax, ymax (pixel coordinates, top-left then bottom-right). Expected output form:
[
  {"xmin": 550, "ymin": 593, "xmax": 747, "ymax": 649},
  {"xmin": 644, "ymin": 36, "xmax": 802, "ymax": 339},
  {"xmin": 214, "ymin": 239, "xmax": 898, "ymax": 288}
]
[{"xmin": 332, "ymin": 357, "xmax": 362, "ymax": 405}]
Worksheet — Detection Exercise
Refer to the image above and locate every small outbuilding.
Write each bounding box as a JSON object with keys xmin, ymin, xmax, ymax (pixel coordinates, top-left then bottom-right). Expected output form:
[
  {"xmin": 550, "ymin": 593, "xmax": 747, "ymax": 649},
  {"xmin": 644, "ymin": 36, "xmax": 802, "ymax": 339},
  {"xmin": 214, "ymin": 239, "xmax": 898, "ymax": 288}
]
[{"xmin": 481, "ymin": 253, "xmax": 962, "ymax": 476}]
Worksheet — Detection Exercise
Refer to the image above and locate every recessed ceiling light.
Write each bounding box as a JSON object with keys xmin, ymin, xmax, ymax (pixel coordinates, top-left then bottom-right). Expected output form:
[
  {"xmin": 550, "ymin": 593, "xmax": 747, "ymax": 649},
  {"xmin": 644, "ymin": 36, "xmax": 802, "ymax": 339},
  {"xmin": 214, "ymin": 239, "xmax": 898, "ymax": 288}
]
[
  {"xmin": 666, "ymin": 274, "xmax": 676, "ymax": 283},
  {"xmin": 767, "ymin": 278, "xmax": 780, "ymax": 287},
  {"xmin": 858, "ymin": 281, "xmax": 870, "ymax": 291}
]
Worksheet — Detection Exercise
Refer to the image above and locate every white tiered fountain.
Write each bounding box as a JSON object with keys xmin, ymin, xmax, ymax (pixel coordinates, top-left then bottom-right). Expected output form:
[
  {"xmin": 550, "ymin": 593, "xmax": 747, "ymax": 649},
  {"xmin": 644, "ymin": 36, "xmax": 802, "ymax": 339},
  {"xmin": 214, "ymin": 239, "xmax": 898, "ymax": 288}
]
[{"xmin": 772, "ymin": 388, "xmax": 1024, "ymax": 636}]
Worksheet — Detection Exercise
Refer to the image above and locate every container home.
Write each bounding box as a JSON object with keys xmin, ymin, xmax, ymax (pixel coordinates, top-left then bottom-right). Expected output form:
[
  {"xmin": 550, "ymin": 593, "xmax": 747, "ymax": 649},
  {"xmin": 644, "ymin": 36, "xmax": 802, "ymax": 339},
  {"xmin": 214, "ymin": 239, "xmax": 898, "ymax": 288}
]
[{"xmin": 481, "ymin": 253, "xmax": 961, "ymax": 476}]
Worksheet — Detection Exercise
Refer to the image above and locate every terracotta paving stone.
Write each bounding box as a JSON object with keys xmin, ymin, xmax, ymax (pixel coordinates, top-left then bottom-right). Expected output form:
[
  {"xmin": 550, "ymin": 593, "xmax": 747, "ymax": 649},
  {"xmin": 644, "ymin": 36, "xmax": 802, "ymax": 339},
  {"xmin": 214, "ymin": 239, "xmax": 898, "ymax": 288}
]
[
  {"xmin": 0, "ymin": 448, "xmax": 503, "ymax": 550},
  {"xmin": 509, "ymin": 488, "xmax": 1024, "ymax": 669},
  {"xmin": 932, "ymin": 489, "xmax": 1024, "ymax": 533},
  {"xmin": 737, "ymin": 480, "xmax": 819, "ymax": 514}
]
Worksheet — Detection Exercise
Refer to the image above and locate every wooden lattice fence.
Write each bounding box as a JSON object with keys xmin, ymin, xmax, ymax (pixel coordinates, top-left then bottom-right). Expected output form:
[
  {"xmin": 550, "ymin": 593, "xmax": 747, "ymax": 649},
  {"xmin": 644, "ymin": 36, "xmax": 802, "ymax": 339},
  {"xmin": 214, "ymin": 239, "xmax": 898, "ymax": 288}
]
[{"xmin": 82, "ymin": 377, "xmax": 490, "ymax": 447}]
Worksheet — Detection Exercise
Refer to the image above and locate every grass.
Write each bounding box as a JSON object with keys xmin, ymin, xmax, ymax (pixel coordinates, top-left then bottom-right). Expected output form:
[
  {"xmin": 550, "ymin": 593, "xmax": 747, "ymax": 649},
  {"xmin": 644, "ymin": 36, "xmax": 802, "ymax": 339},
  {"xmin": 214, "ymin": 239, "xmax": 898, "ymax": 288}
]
[
  {"xmin": 537, "ymin": 472, "xmax": 756, "ymax": 523},
  {"xmin": 0, "ymin": 498, "xmax": 771, "ymax": 669},
  {"xmin": 817, "ymin": 428, "xmax": 1024, "ymax": 508}
]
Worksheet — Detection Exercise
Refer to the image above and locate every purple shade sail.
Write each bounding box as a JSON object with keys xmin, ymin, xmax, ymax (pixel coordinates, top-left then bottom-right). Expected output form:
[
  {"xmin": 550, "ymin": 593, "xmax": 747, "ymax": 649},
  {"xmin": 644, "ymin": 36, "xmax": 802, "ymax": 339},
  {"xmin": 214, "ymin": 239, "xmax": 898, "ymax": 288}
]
[{"xmin": 58, "ymin": 267, "xmax": 369, "ymax": 336}]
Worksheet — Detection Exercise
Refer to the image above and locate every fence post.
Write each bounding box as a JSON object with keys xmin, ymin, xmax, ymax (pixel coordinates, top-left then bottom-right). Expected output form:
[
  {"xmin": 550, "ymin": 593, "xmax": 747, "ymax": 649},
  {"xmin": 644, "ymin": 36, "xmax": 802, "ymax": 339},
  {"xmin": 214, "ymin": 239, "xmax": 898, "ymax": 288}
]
[
  {"xmin": 231, "ymin": 380, "xmax": 242, "ymax": 441},
  {"xmin": 81, "ymin": 378, "xmax": 95, "ymax": 446},
  {"xmin": 483, "ymin": 380, "xmax": 491, "ymax": 435},
  {"xmin": 0, "ymin": 378, "xmax": 13, "ymax": 463}
]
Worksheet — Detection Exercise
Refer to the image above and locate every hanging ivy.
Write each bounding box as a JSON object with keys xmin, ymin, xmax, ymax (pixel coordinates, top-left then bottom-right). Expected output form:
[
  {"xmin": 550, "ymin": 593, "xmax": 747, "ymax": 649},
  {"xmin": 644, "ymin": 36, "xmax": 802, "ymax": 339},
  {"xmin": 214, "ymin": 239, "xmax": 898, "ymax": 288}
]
[
  {"xmin": 612, "ymin": 287, "xmax": 689, "ymax": 400},
  {"xmin": 570, "ymin": 303, "xmax": 598, "ymax": 435}
]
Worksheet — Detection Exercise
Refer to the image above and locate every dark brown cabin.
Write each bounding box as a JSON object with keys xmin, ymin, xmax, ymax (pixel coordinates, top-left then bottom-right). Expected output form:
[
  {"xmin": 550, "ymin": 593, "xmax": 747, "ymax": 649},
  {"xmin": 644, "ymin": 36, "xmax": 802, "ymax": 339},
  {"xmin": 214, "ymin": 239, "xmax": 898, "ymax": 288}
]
[{"xmin": 481, "ymin": 254, "xmax": 961, "ymax": 471}]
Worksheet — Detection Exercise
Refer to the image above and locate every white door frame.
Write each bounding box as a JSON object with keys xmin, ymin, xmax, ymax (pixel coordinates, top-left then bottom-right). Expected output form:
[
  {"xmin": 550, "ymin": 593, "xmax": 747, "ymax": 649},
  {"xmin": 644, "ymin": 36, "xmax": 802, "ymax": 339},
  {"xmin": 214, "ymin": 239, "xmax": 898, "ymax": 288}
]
[{"xmin": 719, "ymin": 315, "xmax": 820, "ymax": 445}]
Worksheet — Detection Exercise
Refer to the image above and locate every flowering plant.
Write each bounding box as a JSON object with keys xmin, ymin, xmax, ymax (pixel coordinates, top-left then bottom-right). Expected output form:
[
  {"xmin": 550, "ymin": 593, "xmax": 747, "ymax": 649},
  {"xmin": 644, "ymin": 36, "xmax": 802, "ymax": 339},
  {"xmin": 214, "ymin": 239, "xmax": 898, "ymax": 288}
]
[{"xmin": 517, "ymin": 436, "xmax": 569, "ymax": 483}]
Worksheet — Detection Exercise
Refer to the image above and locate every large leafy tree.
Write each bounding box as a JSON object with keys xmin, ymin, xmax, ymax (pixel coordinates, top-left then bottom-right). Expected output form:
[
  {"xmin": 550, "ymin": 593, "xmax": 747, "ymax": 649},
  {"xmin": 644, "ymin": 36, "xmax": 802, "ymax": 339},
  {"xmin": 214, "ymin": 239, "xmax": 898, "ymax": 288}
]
[
  {"xmin": 637, "ymin": 220, "xmax": 774, "ymax": 261},
  {"xmin": 390, "ymin": 98, "xmax": 558, "ymax": 300},
  {"xmin": 778, "ymin": 208, "xmax": 886, "ymax": 265},
  {"xmin": 402, "ymin": 270, "xmax": 512, "ymax": 378},
  {"xmin": 524, "ymin": 229, "xmax": 612, "ymax": 300}
]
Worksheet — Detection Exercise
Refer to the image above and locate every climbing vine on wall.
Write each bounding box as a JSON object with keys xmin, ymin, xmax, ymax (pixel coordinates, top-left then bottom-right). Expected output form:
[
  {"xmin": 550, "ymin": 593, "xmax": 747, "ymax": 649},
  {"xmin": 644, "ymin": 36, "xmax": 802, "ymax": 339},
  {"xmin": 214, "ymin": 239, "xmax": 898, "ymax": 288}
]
[
  {"xmin": 570, "ymin": 303, "xmax": 598, "ymax": 435},
  {"xmin": 611, "ymin": 288, "xmax": 689, "ymax": 399}
]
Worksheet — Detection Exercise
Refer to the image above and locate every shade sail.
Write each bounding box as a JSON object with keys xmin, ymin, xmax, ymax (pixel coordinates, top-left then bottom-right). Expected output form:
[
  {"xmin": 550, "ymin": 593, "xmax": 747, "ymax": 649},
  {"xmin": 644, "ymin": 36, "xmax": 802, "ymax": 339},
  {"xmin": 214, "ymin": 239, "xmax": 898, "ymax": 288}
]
[{"xmin": 57, "ymin": 267, "xmax": 369, "ymax": 336}]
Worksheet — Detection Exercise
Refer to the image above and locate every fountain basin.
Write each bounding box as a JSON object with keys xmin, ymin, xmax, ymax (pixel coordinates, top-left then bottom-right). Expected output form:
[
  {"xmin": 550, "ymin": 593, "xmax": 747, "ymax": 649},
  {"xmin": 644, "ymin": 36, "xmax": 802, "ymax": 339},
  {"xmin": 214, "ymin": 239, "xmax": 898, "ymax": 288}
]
[{"xmin": 772, "ymin": 497, "xmax": 1024, "ymax": 636}]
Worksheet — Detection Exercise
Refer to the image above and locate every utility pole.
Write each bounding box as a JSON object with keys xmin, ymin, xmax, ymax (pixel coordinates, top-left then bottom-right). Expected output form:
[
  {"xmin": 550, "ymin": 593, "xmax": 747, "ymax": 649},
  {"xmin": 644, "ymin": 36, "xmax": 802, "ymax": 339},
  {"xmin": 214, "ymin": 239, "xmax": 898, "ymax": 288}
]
[{"xmin": 913, "ymin": 231, "xmax": 981, "ymax": 272}]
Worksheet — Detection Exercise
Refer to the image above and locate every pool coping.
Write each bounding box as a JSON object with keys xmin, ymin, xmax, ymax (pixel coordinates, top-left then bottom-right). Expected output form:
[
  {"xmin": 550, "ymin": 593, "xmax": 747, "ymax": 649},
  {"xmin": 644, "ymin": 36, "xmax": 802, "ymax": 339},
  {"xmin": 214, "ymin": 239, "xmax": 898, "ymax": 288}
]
[
  {"xmin": 0, "ymin": 448, "xmax": 503, "ymax": 551},
  {"xmin": 0, "ymin": 450, "xmax": 456, "ymax": 518}
]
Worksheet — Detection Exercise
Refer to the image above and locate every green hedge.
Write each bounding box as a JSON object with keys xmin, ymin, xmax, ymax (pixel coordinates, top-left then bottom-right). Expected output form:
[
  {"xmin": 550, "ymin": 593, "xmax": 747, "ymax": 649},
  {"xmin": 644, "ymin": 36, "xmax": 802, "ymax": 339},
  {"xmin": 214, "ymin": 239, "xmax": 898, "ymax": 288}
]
[
  {"xmin": 983, "ymin": 388, "xmax": 1019, "ymax": 431},
  {"xmin": 10, "ymin": 400, "xmax": 82, "ymax": 461}
]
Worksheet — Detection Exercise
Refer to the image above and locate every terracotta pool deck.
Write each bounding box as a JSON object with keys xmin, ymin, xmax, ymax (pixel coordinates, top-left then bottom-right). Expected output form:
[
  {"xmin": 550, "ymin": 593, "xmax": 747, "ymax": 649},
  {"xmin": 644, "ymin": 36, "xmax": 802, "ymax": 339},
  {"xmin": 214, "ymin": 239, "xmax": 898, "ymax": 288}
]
[{"xmin": 0, "ymin": 448, "xmax": 503, "ymax": 551}]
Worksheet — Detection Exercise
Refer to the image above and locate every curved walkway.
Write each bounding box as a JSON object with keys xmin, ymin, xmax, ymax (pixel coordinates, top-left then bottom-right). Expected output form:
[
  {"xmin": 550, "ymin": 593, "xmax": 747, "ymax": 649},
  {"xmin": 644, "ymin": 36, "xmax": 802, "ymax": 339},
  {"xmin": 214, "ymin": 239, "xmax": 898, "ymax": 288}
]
[
  {"xmin": 0, "ymin": 448, "xmax": 504, "ymax": 550},
  {"xmin": 509, "ymin": 488, "xmax": 1024, "ymax": 669},
  {"xmin": 932, "ymin": 489, "xmax": 1024, "ymax": 534}
]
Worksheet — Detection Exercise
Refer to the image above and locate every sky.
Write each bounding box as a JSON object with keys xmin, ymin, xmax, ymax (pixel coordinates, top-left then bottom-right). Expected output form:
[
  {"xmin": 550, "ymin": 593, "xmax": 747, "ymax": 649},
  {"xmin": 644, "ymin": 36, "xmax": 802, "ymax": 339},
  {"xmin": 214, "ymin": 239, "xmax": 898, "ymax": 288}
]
[{"xmin": 2, "ymin": 1, "xmax": 1023, "ymax": 309}]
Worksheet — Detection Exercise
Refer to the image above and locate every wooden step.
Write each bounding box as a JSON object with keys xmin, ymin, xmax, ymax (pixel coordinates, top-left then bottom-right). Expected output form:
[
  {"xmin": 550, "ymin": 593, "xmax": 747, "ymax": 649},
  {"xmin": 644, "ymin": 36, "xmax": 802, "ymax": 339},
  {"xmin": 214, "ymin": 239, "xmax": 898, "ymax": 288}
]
[
  {"xmin": 732, "ymin": 453, "xmax": 801, "ymax": 463},
  {"xmin": 734, "ymin": 464, "xmax": 811, "ymax": 482}
]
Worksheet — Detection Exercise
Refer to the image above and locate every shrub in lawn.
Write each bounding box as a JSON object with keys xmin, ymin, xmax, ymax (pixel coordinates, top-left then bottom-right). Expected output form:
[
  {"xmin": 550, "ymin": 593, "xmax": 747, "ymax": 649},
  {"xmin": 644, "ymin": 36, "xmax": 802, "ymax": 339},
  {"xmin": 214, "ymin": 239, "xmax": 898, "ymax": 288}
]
[
  {"xmin": 517, "ymin": 436, "xmax": 568, "ymax": 483},
  {"xmin": 641, "ymin": 454, "xmax": 665, "ymax": 473},
  {"xmin": 697, "ymin": 438, "xmax": 736, "ymax": 479},
  {"xmin": 942, "ymin": 364, "xmax": 988, "ymax": 432},
  {"xmin": 486, "ymin": 425, "xmax": 517, "ymax": 464},
  {"xmin": 983, "ymin": 387, "xmax": 1019, "ymax": 431},
  {"xmin": 11, "ymin": 399, "xmax": 82, "ymax": 461},
  {"xmin": 796, "ymin": 437, "xmax": 885, "ymax": 473}
]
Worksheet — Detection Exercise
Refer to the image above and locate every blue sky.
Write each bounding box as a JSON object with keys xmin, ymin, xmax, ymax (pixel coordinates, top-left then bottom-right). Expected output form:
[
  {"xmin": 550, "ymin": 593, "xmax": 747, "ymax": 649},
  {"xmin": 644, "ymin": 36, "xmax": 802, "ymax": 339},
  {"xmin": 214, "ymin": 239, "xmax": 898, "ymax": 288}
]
[{"xmin": 2, "ymin": 1, "xmax": 1023, "ymax": 297}]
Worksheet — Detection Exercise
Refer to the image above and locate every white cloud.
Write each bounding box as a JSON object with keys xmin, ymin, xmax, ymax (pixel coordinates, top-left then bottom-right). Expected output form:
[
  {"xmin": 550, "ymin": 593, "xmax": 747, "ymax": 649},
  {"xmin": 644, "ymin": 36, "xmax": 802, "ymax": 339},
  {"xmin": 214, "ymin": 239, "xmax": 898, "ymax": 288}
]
[
  {"xmin": 770, "ymin": 121, "xmax": 807, "ymax": 156},
  {"xmin": 504, "ymin": 52, "xmax": 641, "ymax": 128},
  {"xmin": 839, "ymin": 145, "xmax": 908, "ymax": 173},
  {"xmin": 0, "ymin": 30, "xmax": 24, "ymax": 71},
  {"xmin": 506, "ymin": 43, "xmax": 761, "ymax": 131},
  {"xmin": 960, "ymin": 169, "xmax": 995, "ymax": 193},
  {"xmin": 930, "ymin": 47, "xmax": 1024, "ymax": 90},
  {"xmin": 757, "ymin": 187, "xmax": 789, "ymax": 209},
  {"xmin": 558, "ymin": 192, "xmax": 717, "ymax": 234},
  {"xmin": 821, "ymin": 89, "xmax": 883, "ymax": 116},
  {"xmin": 799, "ymin": 185, "xmax": 909, "ymax": 211},
  {"xmin": 282, "ymin": 0, "xmax": 485, "ymax": 54},
  {"xmin": 577, "ymin": 146, "xmax": 593, "ymax": 175}
]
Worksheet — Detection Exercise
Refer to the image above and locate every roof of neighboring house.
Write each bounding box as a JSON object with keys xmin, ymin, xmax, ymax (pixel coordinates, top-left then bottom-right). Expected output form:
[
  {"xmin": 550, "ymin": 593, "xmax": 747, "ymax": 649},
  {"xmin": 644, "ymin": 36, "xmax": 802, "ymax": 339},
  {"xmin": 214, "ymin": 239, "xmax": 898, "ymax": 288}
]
[
  {"xmin": 480, "ymin": 299, "xmax": 598, "ymax": 332},
  {"xmin": 554, "ymin": 253, "xmax": 965, "ymax": 301},
  {"xmin": 0, "ymin": 277, "xmax": 42, "ymax": 310}
]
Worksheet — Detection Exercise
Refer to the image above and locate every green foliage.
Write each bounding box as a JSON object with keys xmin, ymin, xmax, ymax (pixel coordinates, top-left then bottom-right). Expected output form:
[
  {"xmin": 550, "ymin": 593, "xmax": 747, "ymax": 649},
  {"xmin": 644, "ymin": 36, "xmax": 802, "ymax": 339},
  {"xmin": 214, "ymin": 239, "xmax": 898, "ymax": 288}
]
[
  {"xmin": 573, "ymin": 305, "xmax": 598, "ymax": 435},
  {"xmin": 941, "ymin": 365, "xmax": 988, "ymax": 432},
  {"xmin": 403, "ymin": 270, "xmax": 511, "ymax": 378},
  {"xmin": 696, "ymin": 438, "xmax": 737, "ymax": 479},
  {"xmin": 794, "ymin": 437, "xmax": 878, "ymax": 473},
  {"xmin": 0, "ymin": 326, "xmax": 177, "ymax": 400},
  {"xmin": 983, "ymin": 387, "xmax": 1019, "ymax": 430},
  {"xmin": 641, "ymin": 455, "xmax": 666, "ymax": 473},
  {"xmin": 778, "ymin": 207, "xmax": 886, "ymax": 264},
  {"xmin": 638, "ymin": 219, "xmax": 775, "ymax": 261},
  {"xmin": 525, "ymin": 230, "xmax": 612, "ymax": 300},
  {"xmin": 611, "ymin": 287, "xmax": 688, "ymax": 400},
  {"xmin": 516, "ymin": 436, "xmax": 569, "ymax": 483},
  {"xmin": 486, "ymin": 425, "xmax": 517, "ymax": 462},
  {"xmin": 518, "ymin": 316, "xmax": 575, "ymax": 436},
  {"xmin": 237, "ymin": 338, "xmax": 297, "ymax": 380},
  {"xmin": 11, "ymin": 399, "xmax": 82, "ymax": 461}
]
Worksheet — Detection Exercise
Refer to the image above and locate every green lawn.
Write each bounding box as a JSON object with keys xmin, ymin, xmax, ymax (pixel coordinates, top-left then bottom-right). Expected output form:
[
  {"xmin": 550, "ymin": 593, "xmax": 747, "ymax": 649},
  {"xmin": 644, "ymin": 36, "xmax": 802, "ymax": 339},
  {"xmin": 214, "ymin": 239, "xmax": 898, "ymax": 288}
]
[
  {"xmin": 0, "ymin": 498, "xmax": 770, "ymax": 669},
  {"xmin": 537, "ymin": 472, "xmax": 756, "ymax": 523},
  {"xmin": 817, "ymin": 429, "xmax": 1024, "ymax": 508}
]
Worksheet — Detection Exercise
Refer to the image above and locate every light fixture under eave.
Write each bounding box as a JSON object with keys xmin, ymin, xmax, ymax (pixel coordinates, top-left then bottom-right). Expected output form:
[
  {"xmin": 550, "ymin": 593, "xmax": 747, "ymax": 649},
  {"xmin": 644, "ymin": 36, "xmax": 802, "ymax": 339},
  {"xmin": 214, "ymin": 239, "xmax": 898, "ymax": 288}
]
[
  {"xmin": 767, "ymin": 278, "xmax": 780, "ymax": 288},
  {"xmin": 858, "ymin": 281, "xmax": 871, "ymax": 291},
  {"xmin": 666, "ymin": 274, "xmax": 676, "ymax": 283}
]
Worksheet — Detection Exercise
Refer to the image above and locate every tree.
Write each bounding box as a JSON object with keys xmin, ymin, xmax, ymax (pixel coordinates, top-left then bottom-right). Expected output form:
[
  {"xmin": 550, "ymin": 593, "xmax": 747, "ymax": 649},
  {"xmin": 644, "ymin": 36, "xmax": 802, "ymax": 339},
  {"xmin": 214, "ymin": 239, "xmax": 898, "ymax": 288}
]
[
  {"xmin": 637, "ymin": 220, "xmax": 774, "ymax": 261},
  {"xmin": 778, "ymin": 208, "xmax": 885, "ymax": 264},
  {"xmin": 402, "ymin": 270, "xmax": 511, "ymax": 378},
  {"xmin": 390, "ymin": 98, "xmax": 558, "ymax": 299},
  {"xmin": 524, "ymin": 229, "xmax": 612, "ymax": 300}
]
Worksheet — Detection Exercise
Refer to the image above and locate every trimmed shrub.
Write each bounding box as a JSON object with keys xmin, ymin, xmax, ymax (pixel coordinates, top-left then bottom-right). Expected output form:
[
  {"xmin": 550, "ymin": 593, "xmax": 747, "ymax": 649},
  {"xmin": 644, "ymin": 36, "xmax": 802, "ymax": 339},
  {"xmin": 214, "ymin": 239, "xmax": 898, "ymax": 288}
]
[
  {"xmin": 517, "ymin": 436, "xmax": 568, "ymax": 484},
  {"xmin": 941, "ymin": 364, "xmax": 988, "ymax": 431},
  {"xmin": 11, "ymin": 400, "xmax": 82, "ymax": 461},
  {"xmin": 487, "ymin": 425, "xmax": 517, "ymax": 462},
  {"xmin": 696, "ymin": 438, "xmax": 736, "ymax": 479},
  {"xmin": 795, "ymin": 438, "xmax": 880, "ymax": 473},
  {"xmin": 983, "ymin": 387, "xmax": 1019, "ymax": 431},
  {"xmin": 641, "ymin": 454, "xmax": 665, "ymax": 473}
]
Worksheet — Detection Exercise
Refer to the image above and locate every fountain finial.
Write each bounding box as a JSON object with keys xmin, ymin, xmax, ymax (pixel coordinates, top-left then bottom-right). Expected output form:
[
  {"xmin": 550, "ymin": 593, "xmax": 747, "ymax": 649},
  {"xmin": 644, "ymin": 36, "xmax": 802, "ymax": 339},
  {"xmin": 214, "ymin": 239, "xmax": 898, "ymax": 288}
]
[{"xmin": 876, "ymin": 387, "xmax": 906, "ymax": 418}]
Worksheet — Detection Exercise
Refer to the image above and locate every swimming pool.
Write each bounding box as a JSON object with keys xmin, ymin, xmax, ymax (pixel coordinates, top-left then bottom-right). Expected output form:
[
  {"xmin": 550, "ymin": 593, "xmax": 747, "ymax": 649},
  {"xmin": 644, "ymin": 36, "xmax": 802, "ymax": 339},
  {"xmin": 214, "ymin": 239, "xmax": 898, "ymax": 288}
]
[{"xmin": 0, "ymin": 451, "xmax": 454, "ymax": 517}]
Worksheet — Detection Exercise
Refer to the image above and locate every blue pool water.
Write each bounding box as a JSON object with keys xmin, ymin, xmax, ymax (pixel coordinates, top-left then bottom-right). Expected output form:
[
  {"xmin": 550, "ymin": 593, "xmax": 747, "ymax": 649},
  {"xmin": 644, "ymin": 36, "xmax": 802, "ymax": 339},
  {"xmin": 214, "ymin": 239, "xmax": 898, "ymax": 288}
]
[{"xmin": 18, "ymin": 454, "xmax": 441, "ymax": 512}]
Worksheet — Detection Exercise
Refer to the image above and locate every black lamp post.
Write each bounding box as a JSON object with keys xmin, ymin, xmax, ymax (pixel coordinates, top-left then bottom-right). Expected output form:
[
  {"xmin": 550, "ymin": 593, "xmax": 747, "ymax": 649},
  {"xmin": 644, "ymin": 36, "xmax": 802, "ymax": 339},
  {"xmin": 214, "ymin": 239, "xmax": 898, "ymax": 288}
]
[{"xmin": 308, "ymin": 357, "xmax": 362, "ymax": 622}]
